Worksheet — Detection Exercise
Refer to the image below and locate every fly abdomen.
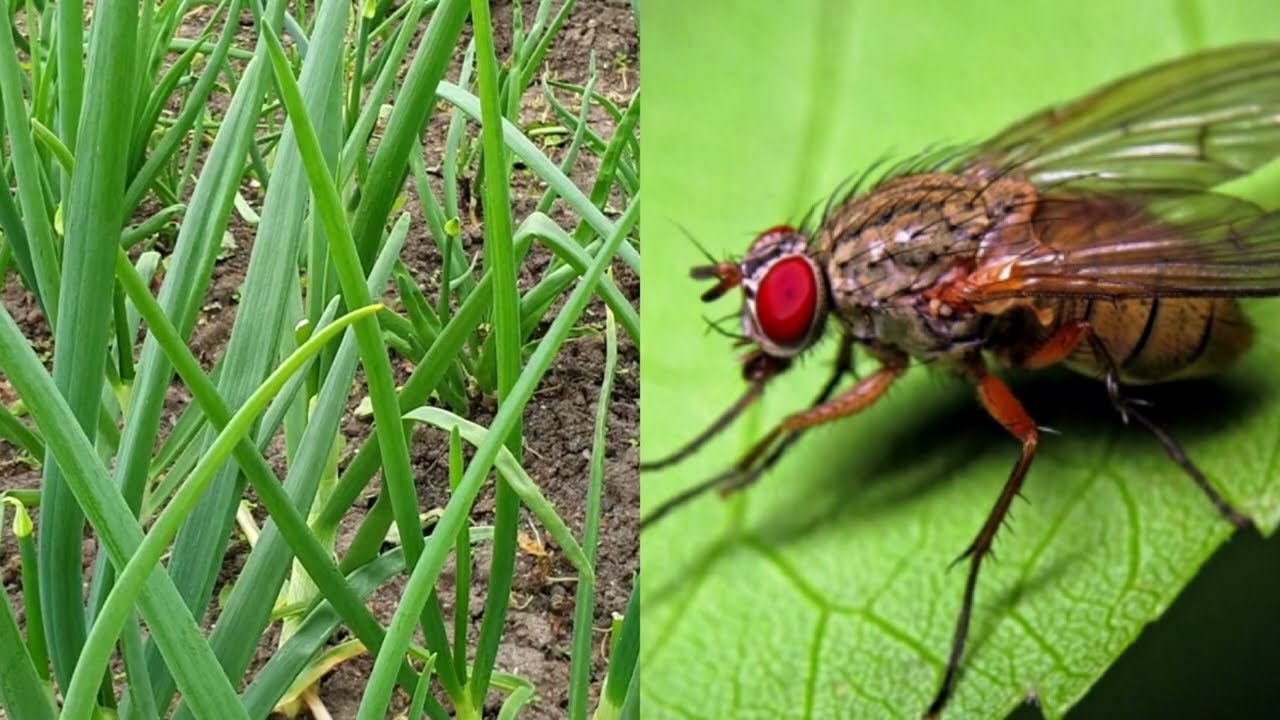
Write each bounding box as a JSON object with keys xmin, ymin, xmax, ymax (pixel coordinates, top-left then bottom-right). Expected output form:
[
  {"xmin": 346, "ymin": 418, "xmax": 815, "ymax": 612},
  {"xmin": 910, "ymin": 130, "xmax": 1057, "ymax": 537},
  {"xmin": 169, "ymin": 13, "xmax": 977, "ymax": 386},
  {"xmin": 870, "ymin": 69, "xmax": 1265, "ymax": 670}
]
[{"xmin": 1063, "ymin": 297, "xmax": 1253, "ymax": 384}]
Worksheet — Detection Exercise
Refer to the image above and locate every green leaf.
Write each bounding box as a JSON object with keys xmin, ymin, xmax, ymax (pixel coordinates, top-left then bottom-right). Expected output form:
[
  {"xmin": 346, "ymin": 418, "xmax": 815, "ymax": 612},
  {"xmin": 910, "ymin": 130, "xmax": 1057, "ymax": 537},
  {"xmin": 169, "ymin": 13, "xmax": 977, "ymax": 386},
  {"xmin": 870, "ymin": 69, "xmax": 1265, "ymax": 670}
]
[
  {"xmin": 0, "ymin": 577, "xmax": 55, "ymax": 720},
  {"xmin": 61, "ymin": 303, "xmax": 383, "ymax": 720},
  {"xmin": 39, "ymin": 0, "xmax": 137, "ymax": 690},
  {"xmin": 357, "ymin": 195, "xmax": 637, "ymax": 720},
  {"xmin": 641, "ymin": 3, "xmax": 1280, "ymax": 719},
  {"xmin": 467, "ymin": 0, "xmax": 526, "ymax": 704},
  {"xmin": 401, "ymin": 406, "xmax": 595, "ymax": 583}
]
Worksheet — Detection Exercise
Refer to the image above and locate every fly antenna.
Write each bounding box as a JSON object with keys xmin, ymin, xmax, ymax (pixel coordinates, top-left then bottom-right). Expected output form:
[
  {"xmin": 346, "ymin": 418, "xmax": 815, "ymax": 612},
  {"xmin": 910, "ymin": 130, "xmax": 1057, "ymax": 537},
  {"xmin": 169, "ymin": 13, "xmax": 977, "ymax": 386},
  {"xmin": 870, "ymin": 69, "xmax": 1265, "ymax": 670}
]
[
  {"xmin": 675, "ymin": 222, "xmax": 744, "ymax": 301},
  {"xmin": 676, "ymin": 221, "xmax": 719, "ymax": 265}
]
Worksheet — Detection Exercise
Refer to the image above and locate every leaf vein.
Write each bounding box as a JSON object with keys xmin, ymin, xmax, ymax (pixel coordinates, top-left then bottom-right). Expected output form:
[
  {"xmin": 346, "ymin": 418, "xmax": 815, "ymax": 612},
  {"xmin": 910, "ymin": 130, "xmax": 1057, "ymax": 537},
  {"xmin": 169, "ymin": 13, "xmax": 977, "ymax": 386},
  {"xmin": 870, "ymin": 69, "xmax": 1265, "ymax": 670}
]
[
  {"xmin": 743, "ymin": 535, "xmax": 832, "ymax": 610},
  {"xmin": 803, "ymin": 611, "xmax": 829, "ymax": 719},
  {"xmin": 862, "ymin": 524, "xmax": 929, "ymax": 611},
  {"xmin": 1103, "ymin": 468, "xmax": 1143, "ymax": 632},
  {"xmin": 1020, "ymin": 436, "xmax": 1116, "ymax": 577},
  {"xmin": 643, "ymin": 542, "xmax": 725, "ymax": 663},
  {"xmin": 840, "ymin": 605, "xmax": 940, "ymax": 668},
  {"xmin": 1007, "ymin": 609, "xmax": 1079, "ymax": 680}
]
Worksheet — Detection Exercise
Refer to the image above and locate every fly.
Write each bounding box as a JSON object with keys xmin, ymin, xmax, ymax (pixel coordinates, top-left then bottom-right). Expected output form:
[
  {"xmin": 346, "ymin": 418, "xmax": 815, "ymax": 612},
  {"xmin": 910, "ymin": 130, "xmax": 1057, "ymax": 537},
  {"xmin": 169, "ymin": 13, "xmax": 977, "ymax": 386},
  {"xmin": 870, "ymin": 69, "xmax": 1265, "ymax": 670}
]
[{"xmin": 642, "ymin": 43, "xmax": 1280, "ymax": 718}]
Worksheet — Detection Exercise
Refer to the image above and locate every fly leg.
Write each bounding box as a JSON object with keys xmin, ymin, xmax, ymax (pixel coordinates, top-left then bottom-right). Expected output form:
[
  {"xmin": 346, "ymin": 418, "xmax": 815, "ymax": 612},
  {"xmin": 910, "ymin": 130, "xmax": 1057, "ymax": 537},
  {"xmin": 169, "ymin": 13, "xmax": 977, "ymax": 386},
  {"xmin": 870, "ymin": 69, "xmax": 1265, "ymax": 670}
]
[
  {"xmin": 714, "ymin": 337, "xmax": 892, "ymax": 495},
  {"xmin": 641, "ymin": 349, "xmax": 793, "ymax": 472},
  {"xmin": 1021, "ymin": 320, "xmax": 1250, "ymax": 528},
  {"xmin": 925, "ymin": 360, "xmax": 1038, "ymax": 719},
  {"xmin": 714, "ymin": 341, "xmax": 905, "ymax": 497},
  {"xmin": 641, "ymin": 339, "xmax": 899, "ymax": 529},
  {"xmin": 1016, "ymin": 320, "xmax": 1132, "ymax": 419},
  {"xmin": 1124, "ymin": 404, "xmax": 1251, "ymax": 528},
  {"xmin": 1019, "ymin": 320, "xmax": 1144, "ymax": 421}
]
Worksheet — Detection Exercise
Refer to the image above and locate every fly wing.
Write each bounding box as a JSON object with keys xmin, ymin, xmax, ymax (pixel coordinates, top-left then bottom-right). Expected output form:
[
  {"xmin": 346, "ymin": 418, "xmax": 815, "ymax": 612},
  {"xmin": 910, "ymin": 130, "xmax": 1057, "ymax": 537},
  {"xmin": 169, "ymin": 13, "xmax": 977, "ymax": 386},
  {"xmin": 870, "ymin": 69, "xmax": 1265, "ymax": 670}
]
[
  {"xmin": 968, "ymin": 192, "xmax": 1280, "ymax": 300},
  {"xmin": 975, "ymin": 44, "xmax": 1280, "ymax": 194}
]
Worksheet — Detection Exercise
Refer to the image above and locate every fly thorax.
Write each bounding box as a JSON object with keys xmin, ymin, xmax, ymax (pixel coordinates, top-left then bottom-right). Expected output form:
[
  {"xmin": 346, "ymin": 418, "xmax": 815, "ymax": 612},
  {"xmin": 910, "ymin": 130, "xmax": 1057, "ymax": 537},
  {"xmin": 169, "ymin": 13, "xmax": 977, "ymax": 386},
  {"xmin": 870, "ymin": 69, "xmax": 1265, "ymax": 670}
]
[
  {"xmin": 823, "ymin": 226, "xmax": 989, "ymax": 356},
  {"xmin": 826, "ymin": 224, "xmax": 970, "ymax": 306},
  {"xmin": 817, "ymin": 171, "xmax": 1037, "ymax": 357}
]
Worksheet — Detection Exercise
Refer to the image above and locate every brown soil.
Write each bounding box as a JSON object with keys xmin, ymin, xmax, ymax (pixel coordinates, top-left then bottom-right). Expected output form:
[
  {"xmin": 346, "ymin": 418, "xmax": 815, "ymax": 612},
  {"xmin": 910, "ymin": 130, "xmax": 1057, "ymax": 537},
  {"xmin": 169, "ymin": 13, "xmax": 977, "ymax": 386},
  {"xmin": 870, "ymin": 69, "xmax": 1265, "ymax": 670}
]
[{"xmin": 0, "ymin": 2, "xmax": 637, "ymax": 718}]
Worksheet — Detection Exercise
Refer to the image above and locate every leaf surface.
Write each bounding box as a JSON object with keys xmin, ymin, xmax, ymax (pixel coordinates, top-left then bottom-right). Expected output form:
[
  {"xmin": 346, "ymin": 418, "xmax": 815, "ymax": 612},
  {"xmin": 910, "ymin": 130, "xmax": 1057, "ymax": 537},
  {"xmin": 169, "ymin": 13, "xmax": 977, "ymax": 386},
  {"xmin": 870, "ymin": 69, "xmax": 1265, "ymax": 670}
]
[{"xmin": 642, "ymin": 2, "xmax": 1280, "ymax": 718}]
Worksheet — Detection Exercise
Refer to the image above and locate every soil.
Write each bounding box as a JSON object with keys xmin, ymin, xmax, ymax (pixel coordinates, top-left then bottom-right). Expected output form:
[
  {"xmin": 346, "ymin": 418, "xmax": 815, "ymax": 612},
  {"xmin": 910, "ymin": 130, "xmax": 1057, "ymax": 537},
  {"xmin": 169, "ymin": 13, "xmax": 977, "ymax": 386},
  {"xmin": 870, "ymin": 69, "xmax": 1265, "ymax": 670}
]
[{"xmin": 0, "ymin": 2, "xmax": 638, "ymax": 719}]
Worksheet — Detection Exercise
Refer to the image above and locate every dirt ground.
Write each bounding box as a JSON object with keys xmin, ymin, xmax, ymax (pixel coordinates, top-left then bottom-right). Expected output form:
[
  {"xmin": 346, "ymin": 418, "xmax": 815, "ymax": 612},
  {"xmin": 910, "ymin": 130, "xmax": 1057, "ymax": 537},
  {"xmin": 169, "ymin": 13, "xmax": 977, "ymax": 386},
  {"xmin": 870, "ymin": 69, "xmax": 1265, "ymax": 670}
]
[{"xmin": 0, "ymin": 1, "xmax": 638, "ymax": 718}]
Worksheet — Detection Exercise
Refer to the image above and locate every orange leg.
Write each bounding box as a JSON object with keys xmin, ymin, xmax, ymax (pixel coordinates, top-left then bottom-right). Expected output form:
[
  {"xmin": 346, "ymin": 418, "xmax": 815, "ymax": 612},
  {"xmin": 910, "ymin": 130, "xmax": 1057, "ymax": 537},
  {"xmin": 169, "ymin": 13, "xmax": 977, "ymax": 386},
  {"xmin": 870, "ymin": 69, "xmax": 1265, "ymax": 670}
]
[
  {"xmin": 929, "ymin": 333, "xmax": 1251, "ymax": 717},
  {"xmin": 737, "ymin": 362, "xmax": 902, "ymax": 467},
  {"xmin": 641, "ymin": 337, "xmax": 874, "ymax": 529},
  {"xmin": 1019, "ymin": 320, "xmax": 1132, "ymax": 417},
  {"xmin": 927, "ymin": 360, "xmax": 1038, "ymax": 719},
  {"xmin": 717, "ymin": 347, "xmax": 907, "ymax": 495},
  {"xmin": 1022, "ymin": 320, "xmax": 1091, "ymax": 369},
  {"xmin": 1019, "ymin": 321, "xmax": 1248, "ymax": 527}
]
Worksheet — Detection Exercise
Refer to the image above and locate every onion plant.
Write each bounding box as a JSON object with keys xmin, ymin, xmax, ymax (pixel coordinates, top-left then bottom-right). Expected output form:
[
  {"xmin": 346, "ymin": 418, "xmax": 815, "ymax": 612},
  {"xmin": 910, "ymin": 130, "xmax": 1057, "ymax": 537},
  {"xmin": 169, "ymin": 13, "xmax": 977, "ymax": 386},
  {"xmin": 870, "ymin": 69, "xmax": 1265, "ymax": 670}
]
[{"xmin": 0, "ymin": 0, "xmax": 638, "ymax": 717}]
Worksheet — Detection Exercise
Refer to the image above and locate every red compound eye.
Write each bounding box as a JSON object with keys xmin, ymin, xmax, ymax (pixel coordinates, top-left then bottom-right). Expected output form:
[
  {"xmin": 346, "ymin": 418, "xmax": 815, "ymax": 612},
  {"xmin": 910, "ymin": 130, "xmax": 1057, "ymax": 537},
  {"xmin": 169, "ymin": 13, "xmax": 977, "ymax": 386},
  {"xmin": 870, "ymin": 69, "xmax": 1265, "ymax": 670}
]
[{"xmin": 755, "ymin": 256, "xmax": 818, "ymax": 347}]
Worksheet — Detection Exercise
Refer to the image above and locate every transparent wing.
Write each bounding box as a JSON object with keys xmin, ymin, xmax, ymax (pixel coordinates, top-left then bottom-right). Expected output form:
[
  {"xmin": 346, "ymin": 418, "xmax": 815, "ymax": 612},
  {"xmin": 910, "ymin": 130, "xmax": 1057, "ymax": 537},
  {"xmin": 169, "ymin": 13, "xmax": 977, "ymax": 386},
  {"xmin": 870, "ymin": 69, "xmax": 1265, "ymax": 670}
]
[
  {"xmin": 968, "ymin": 192, "xmax": 1280, "ymax": 300},
  {"xmin": 975, "ymin": 44, "xmax": 1280, "ymax": 194}
]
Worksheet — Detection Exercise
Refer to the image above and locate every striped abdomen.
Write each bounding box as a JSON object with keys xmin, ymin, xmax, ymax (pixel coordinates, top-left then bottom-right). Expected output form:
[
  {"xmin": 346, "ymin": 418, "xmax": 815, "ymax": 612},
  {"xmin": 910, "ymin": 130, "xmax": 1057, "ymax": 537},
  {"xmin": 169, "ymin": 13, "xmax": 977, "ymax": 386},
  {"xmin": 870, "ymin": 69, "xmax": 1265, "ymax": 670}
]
[{"xmin": 1060, "ymin": 297, "xmax": 1253, "ymax": 384}]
